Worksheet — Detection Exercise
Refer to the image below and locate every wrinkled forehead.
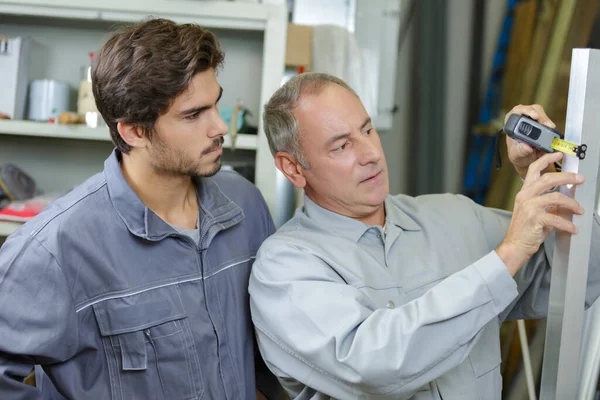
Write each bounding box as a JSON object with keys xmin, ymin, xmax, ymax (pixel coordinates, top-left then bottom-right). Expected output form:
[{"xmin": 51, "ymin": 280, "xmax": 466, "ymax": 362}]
[{"xmin": 295, "ymin": 84, "xmax": 366, "ymax": 138}]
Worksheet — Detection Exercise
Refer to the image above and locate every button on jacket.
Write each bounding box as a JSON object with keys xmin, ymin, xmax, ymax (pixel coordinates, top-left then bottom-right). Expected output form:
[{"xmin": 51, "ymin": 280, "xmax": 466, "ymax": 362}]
[
  {"xmin": 249, "ymin": 194, "xmax": 600, "ymax": 400},
  {"xmin": 0, "ymin": 150, "xmax": 275, "ymax": 399}
]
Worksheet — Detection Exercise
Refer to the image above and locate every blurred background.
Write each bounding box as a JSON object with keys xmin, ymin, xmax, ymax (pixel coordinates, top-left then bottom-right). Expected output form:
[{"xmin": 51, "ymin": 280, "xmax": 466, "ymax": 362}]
[{"xmin": 1, "ymin": 1, "xmax": 600, "ymax": 398}]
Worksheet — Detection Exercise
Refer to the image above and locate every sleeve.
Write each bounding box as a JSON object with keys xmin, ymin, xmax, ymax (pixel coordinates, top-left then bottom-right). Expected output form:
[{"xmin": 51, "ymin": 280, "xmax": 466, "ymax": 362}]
[
  {"xmin": 0, "ymin": 235, "xmax": 79, "ymax": 400},
  {"xmin": 249, "ymin": 241, "xmax": 518, "ymax": 398},
  {"xmin": 262, "ymin": 197, "xmax": 276, "ymax": 238},
  {"xmin": 458, "ymin": 195, "xmax": 600, "ymax": 321},
  {"xmin": 254, "ymin": 335, "xmax": 285, "ymax": 400},
  {"xmin": 502, "ymin": 214, "xmax": 600, "ymax": 320}
]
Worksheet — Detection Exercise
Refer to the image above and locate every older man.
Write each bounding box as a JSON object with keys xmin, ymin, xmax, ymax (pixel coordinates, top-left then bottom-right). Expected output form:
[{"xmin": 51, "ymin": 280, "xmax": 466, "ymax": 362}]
[{"xmin": 249, "ymin": 72, "xmax": 600, "ymax": 399}]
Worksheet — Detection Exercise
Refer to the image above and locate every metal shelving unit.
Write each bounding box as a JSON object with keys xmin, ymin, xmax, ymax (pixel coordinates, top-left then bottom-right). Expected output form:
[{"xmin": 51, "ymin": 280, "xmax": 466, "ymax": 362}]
[
  {"xmin": 0, "ymin": 221, "xmax": 23, "ymax": 237},
  {"xmin": 0, "ymin": 0, "xmax": 290, "ymax": 237}
]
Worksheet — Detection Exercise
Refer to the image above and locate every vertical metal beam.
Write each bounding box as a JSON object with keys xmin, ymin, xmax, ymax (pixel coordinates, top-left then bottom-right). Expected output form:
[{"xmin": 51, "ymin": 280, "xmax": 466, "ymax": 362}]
[
  {"xmin": 257, "ymin": 2, "xmax": 290, "ymax": 227},
  {"xmin": 577, "ymin": 300, "xmax": 600, "ymax": 399},
  {"xmin": 412, "ymin": 0, "xmax": 446, "ymax": 195},
  {"xmin": 540, "ymin": 48, "xmax": 600, "ymax": 400}
]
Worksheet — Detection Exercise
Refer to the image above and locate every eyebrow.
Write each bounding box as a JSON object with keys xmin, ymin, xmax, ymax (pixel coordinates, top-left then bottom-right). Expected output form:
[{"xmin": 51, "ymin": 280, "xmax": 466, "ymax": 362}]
[
  {"xmin": 179, "ymin": 86, "xmax": 223, "ymax": 116},
  {"xmin": 325, "ymin": 117, "xmax": 372, "ymax": 147},
  {"xmin": 360, "ymin": 117, "xmax": 372, "ymax": 130}
]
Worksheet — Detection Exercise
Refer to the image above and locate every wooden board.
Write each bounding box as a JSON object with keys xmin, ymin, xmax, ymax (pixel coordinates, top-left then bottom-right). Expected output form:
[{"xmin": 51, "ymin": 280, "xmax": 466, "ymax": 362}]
[
  {"xmin": 519, "ymin": 0, "xmax": 560, "ymax": 105},
  {"xmin": 485, "ymin": 0, "xmax": 538, "ymax": 210},
  {"xmin": 503, "ymin": 0, "xmax": 538, "ymax": 110},
  {"xmin": 548, "ymin": 0, "xmax": 599, "ymax": 132}
]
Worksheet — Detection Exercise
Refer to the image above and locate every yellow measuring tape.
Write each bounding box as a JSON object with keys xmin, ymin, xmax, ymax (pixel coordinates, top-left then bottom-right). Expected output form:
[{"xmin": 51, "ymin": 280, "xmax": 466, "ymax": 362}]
[{"xmin": 551, "ymin": 138, "xmax": 588, "ymax": 159}]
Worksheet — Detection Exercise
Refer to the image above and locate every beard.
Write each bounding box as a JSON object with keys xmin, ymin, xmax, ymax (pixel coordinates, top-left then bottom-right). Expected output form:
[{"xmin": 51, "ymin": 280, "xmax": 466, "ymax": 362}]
[{"xmin": 150, "ymin": 136, "xmax": 224, "ymax": 178}]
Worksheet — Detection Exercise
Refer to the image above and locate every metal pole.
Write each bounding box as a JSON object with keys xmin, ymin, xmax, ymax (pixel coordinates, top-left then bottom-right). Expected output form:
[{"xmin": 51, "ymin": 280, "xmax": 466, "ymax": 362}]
[
  {"xmin": 578, "ymin": 185, "xmax": 600, "ymax": 400},
  {"xmin": 540, "ymin": 48, "xmax": 600, "ymax": 400},
  {"xmin": 518, "ymin": 320, "xmax": 537, "ymax": 400},
  {"xmin": 578, "ymin": 300, "xmax": 600, "ymax": 399}
]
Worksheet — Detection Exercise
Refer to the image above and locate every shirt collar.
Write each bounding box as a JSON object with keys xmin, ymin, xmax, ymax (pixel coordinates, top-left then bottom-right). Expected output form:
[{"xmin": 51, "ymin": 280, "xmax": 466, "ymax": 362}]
[
  {"xmin": 384, "ymin": 196, "xmax": 421, "ymax": 232},
  {"xmin": 104, "ymin": 149, "xmax": 242, "ymax": 241},
  {"xmin": 302, "ymin": 195, "xmax": 420, "ymax": 243}
]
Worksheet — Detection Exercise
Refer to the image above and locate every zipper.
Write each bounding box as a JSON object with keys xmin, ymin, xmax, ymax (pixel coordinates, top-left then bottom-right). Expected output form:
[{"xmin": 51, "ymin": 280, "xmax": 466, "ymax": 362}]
[
  {"xmin": 199, "ymin": 217, "xmax": 212, "ymax": 247},
  {"xmin": 173, "ymin": 217, "xmax": 229, "ymax": 397},
  {"xmin": 197, "ymin": 246, "xmax": 228, "ymax": 396}
]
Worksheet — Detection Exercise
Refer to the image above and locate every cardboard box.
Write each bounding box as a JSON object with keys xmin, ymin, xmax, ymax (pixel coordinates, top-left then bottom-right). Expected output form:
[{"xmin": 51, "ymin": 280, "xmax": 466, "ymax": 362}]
[{"xmin": 286, "ymin": 24, "xmax": 312, "ymax": 69}]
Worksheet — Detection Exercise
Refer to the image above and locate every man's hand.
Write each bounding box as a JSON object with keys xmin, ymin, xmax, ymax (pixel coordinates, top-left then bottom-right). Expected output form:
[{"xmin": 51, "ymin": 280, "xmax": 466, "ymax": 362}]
[
  {"xmin": 496, "ymin": 152, "xmax": 585, "ymax": 276},
  {"xmin": 505, "ymin": 104, "xmax": 558, "ymax": 179}
]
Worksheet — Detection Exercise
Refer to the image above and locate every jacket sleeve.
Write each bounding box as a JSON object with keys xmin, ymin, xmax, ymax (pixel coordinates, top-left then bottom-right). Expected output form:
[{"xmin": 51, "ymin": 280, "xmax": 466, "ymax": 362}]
[
  {"xmin": 249, "ymin": 241, "xmax": 518, "ymax": 398},
  {"xmin": 459, "ymin": 194, "xmax": 600, "ymax": 320},
  {"xmin": 0, "ymin": 234, "xmax": 79, "ymax": 400}
]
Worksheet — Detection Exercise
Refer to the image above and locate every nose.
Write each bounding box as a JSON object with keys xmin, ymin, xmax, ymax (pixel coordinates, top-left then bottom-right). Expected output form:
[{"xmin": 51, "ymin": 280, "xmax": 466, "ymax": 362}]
[
  {"xmin": 209, "ymin": 109, "xmax": 229, "ymax": 138},
  {"xmin": 356, "ymin": 134, "xmax": 382, "ymax": 166}
]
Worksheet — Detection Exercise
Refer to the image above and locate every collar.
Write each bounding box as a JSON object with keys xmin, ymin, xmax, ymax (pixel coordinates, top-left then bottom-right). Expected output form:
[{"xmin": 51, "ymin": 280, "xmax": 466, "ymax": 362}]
[
  {"xmin": 104, "ymin": 150, "xmax": 243, "ymax": 241},
  {"xmin": 303, "ymin": 195, "xmax": 421, "ymax": 243}
]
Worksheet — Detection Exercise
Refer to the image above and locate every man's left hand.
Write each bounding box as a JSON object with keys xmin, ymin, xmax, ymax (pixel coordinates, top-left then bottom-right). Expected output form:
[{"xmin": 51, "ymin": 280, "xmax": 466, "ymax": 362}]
[{"xmin": 505, "ymin": 104, "xmax": 558, "ymax": 179}]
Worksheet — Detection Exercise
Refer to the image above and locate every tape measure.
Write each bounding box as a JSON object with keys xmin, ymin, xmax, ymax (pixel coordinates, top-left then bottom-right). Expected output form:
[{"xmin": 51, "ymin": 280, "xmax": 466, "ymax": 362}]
[
  {"xmin": 504, "ymin": 114, "xmax": 587, "ymax": 160},
  {"xmin": 550, "ymin": 137, "xmax": 587, "ymax": 159}
]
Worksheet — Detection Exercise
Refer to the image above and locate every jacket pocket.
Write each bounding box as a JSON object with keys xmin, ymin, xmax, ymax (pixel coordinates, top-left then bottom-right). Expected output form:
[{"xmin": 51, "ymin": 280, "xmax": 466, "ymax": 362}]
[
  {"xmin": 469, "ymin": 321, "xmax": 502, "ymax": 400},
  {"xmin": 354, "ymin": 285, "xmax": 404, "ymax": 310},
  {"xmin": 93, "ymin": 285, "xmax": 203, "ymax": 400},
  {"xmin": 403, "ymin": 277, "xmax": 445, "ymax": 303},
  {"xmin": 473, "ymin": 359, "xmax": 502, "ymax": 400}
]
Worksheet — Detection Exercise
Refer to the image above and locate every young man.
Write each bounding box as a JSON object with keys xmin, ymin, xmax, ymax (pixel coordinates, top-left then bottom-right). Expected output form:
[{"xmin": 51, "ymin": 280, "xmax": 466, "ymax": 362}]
[
  {"xmin": 0, "ymin": 19, "xmax": 279, "ymax": 399},
  {"xmin": 249, "ymin": 72, "xmax": 600, "ymax": 399}
]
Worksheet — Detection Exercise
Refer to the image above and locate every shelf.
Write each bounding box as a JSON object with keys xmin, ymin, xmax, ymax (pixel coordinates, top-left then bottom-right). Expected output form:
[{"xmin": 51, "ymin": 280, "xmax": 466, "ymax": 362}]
[
  {"xmin": 0, "ymin": 120, "xmax": 258, "ymax": 150},
  {"xmin": 0, "ymin": 0, "xmax": 272, "ymax": 31},
  {"xmin": 0, "ymin": 0, "xmax": 288, "ymax": 221},
  {"xmin": 0, "ymin": 221, "xmax": 22, "ymax": 237},
  {"xmin": 0, "ymin": 120, "xmax": 112, "ymax": 141}
]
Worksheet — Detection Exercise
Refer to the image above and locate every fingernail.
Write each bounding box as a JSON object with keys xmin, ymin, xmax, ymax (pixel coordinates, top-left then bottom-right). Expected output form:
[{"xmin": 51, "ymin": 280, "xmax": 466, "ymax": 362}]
[
  {"xmin": 576, "ymin": 174, "xmax": 585, "ymax": 182},
  {"xmin": 581, "ymin": 207, "xmax": 585, "ymax": 214}
]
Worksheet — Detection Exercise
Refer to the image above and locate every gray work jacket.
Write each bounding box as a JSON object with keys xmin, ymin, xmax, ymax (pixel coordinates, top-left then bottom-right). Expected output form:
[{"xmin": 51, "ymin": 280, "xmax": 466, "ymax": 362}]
[
  {"xmin": 0, "ymin": 150, "xmax": 276, "ymax": 399},
  {"xmin": 249, "ymin": 194, "xmax": 600, "ymax": 399}
]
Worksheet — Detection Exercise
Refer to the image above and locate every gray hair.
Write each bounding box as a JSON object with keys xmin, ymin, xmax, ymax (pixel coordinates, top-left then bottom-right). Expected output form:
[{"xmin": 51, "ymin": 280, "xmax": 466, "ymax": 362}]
[{"xmin": 262, "ymin": 72, "xmax": 358, "ymax": 169}]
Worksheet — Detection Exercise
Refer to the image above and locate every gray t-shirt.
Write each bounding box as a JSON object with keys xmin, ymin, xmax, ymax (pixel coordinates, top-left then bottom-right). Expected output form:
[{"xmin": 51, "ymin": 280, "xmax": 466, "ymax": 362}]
[{"xmin": 167, "ymin": 216, "xmax": 200, "ymax": 245}]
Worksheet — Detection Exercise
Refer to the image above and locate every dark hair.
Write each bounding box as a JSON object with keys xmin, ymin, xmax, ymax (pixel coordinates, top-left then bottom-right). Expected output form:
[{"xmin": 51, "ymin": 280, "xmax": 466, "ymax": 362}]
[{"xmin": 92, "ymin": 18, "xmax": 225, "ymax": 153}]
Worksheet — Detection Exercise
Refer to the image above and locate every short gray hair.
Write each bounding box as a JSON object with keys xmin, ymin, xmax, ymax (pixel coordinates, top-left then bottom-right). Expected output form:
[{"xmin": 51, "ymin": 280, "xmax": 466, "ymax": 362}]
[{"xmin": 263, "ymin": 72, "xmax": 358, "ymax": 169}]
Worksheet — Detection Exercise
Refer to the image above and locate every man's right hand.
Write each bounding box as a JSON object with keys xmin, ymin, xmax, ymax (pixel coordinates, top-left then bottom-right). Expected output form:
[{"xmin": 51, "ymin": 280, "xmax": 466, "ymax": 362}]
[{"xmin": 496, "ymin": 152, "xmax": 585, "ymax": 276}]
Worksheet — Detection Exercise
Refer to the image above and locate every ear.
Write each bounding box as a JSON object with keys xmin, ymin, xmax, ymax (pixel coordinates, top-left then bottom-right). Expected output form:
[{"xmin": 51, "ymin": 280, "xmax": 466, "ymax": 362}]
[
  {"xmin": 274, "ymin": 152, "xmax": 306, "ymax": 189},
  {"xmin": 117, "ymin": 122, "xmax": 148, "ymax": 149}
]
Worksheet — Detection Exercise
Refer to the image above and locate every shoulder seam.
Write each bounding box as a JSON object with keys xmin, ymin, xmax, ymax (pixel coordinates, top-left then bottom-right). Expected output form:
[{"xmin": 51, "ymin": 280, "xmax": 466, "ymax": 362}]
[{"xmin": 31, "ymin": 179, "xmax": 108, "ymax": 236}]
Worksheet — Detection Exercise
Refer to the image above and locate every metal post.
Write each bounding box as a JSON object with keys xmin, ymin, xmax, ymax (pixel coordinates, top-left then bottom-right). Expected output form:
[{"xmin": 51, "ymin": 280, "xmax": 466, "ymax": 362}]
[
  {"xmin": 578, "ymin": 300, "xmax": 600, "ymax": 399},
  {"xmin": 540, "ymin": 48, "xmax": 600, "ymax": 400}
]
